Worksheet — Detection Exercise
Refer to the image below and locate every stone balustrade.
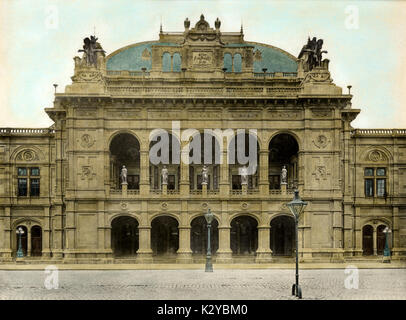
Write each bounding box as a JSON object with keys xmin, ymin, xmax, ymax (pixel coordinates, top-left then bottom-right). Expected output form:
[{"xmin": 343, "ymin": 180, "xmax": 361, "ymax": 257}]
[
  {"xmin": 0, "ymin": 128, "xmax": 55, "ymax": 135},
  {"xmin": 351, "ymin": 129, "xmax": 406, "ymax": 137}
]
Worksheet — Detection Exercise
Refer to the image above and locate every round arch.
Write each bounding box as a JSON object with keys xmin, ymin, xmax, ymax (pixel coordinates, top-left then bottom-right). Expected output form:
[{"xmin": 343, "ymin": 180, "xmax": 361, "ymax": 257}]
[
  {"xmin": 107, "ymin": 130, "xmax": 142, "ymax": 151},
  {"xmin": 151, "ymin": 215, "xmax": 179, "ymax": 256},
  {"xmin": 190, "ymin": 216, "xmax": 219, "ymax": 255},
  {"xmin": 230, "ymin": 215, "xmax": 258, "ymax": 255},
  {"xmin": 266, "ymin": 130, "xmax": 302, "ymax": 152},
  {"xmin": 270, "ymin": 215, "xmax": 295, "ymax": 256},
  {"xmin": 111, "ymin": 216, "xmax": 139, "ymax": 257}
]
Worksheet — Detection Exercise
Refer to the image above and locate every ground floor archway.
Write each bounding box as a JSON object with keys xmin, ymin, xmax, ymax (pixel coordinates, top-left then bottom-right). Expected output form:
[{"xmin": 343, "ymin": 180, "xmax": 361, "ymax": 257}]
[
  {"xmin": 151, "ymin": 216, "xmax": 179, "ymax": 255},
  {"xmin": 31, "ymin": 225, "xmax": 42, "ymax": 256},
  {"xmin": 362, "ymin": 225, "xmax": 374, "ymax": 256},
  {"xmin": 270, "ymin": 215, "xmax": 295, "ymax": 256},
  {"xmin": 111, "ymin": 216, "xmax": 139, "ymax": 257},
  {"xmin": 377, "ymin": 224, "xmax": 387, "ymax": 255},
  {"xmin": 230, "ymin": 216, "xmax": 258, "ymax": 255},
  {"xmin": 190, "ymin": 216, "xmax": 219, "ymax": 254}
]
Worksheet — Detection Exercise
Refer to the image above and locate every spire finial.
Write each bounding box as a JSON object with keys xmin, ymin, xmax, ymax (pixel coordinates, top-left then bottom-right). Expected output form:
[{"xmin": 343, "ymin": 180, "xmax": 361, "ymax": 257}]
[{"xmin": 160, "ymin": 16, "xmax": 163, "ymax": 33}]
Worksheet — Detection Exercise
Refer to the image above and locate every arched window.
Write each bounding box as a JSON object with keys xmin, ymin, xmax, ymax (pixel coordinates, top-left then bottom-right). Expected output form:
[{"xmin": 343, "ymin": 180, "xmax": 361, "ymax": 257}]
[
  {"xmin": 223, "ymin": 53, "xmax": 232, "ymax": 73},
  {"xmin": 162, "ymin": 52, "xmax": 171, "ymax": 72},
  {"xmin": 172, "ymin": 53, "xmax": 181, "ymax": 72},
  {"xmin": 233, "ymin": 53, "xmax": 242, "ymax": 73}
]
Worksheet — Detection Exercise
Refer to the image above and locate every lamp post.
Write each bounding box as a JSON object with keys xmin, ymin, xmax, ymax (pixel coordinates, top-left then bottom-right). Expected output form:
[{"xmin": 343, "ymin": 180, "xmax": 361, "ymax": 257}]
[
  {"xmin": 382, "ymin": 227, "xmax": 392, "ymax": 263},
  {"xmin": 16, "ymin": 227, "xmax": 25, "ymax": 258},
  {"xmin": 204, "ymin": 208, "xmax": 214, "ymax": 272},
  {"xmin": 286, "ymin": 190, "xmax": 307, "ymax": 299}
]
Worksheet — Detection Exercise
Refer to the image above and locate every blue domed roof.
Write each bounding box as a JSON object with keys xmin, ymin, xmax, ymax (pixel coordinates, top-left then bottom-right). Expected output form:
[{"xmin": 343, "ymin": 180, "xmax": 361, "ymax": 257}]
[
  {"xmin": 106, "ymin": 41, "xmax": 180, "ymax": 71},
  {"xmin": 106, "ymin": 41, "xmax": 297, "ymax": 73}
]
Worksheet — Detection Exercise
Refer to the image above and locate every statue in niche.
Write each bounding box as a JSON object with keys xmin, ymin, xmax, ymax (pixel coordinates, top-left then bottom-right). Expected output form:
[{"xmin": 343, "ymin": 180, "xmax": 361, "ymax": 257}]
[
  {"xmin": 120, "ymin": 165, "xmax": 127, "ymax": 184},
  {"xmin": 202, "ymin": 165, "xmax": 208, "ymax": 184},
  {"xmin": 240, "ymin": 166, "xmax": 248, "ymax": 185},
  {"xmin": 162, "ymin": 166, "xmax": 168, "ymax": 185},
  {"xmin": 281, "ymin": 165, "xmax": 287, "ymax": 185}
]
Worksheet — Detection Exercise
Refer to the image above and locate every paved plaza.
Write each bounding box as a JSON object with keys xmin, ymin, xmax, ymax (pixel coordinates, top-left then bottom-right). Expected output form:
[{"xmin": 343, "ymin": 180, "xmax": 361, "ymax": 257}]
[{"xmin": 0, "ymin": 267, "xmax": 405, "ymax": 300}]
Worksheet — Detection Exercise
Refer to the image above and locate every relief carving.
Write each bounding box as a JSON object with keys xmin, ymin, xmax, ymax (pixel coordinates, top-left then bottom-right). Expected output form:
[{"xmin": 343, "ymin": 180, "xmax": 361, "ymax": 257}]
[
  {"xmin": 312, "ymin": 135, "xmax": 329, "ymax": 149},
  {"xmin": 80, "ymin": 134, "xmax": 95, "ymax": 148}
]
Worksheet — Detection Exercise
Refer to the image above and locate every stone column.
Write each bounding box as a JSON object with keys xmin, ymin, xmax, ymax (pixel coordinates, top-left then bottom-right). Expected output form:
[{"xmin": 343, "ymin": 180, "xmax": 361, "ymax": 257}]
[
  {"xmin": 177, "ymin": 202, "xmax": 193, "ymax": 263},
  {"xmin": 354, "ymin": 206, "xmax": 363, "ymax": 256},
  {"xmin": 42, "ymin": 207, "xmax": 51, "ymax": 258},
  {"xmin": 51, "ymin": 204, "xmax": 63, "ymax": 259},
  {"xmin": 255, "ymin": 226, "xmax": 272, "ymax": 263},
  {"xmin": 27, "ymin": 228, "xmax": 31, "ymax": 257},
  {"xmin": 1, "ymin": 207, "xmax": 12, "ymax": 260},
  {"xmin": 373, "ymin": 227, "xmax": 377, "ymax": 256},
  {"xmin": 219, "ymin": 138, "xmax": 229, "ymax": 196},
  {"xmin": 177, "ymin": 227, "xmax": 193, "ymax": 263},
  {"xmin": 259, "ymin": 150, "xmax": 269, "ymax": 195},
  {"xmin": 136, "ymin": 203, "xmax": 153, "ymax": 263},
  {"xmin": 64, "ymin": 200, "xmax": 76, "ymax": 260},
  {"xmin": 216, "ymin": 204, "xmax": 232, "ymax": 263},
  {"xmin": 139, "ymin": 147, "xmax": 150, "ymax": 196},
  {"xmin": 137, "ymin": 227, "xmax": 153, "ymax": 263},
  {"xmin": 180, "ymin": 140, "xmax": 190, "ymax": 196}
]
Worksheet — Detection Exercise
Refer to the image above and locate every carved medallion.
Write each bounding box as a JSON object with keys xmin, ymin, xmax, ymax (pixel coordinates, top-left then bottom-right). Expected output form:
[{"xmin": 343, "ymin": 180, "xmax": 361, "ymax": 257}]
[
  {"xmin": 313, "ymin": 135, "xmax": 329, "ymax": 149},
  {"xmin": 80, "ymin": 166, "xmax": 95, "ymax": 180},
  {"xmin": 80, "ymin": 134, "xmax": 95, "ymax": 148}
]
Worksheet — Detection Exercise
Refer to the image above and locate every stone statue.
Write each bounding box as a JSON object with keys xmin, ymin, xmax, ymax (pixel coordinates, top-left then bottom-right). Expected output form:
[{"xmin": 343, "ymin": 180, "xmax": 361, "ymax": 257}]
[
  {"xmin": 162, "ymin": 166, "xmax": 168, "ymax": 185},
  {"xmin": 202, "ymin": 165, "xmax": 208, "ymax": 185},
  {"xmin": 184, "ymin": 18, "xmax": 190, "ymax": 29},
  {"xmin": 240, "ymin": 166, "xmax": 248, "ymax": 185},
  {"xmin": 120, "ymin": 165, "xmax": 127, "ymax": 184},
  {"xmin": 298, "ymin": 36, "xmax": 327, "ymax": 71},
  {"xmin": 281, "ymin": 165, "xmax": 287, "ymax": 185},
  {"xmin": 215, "ymin": 18, "xmax": 221, "ymax": 30},
  {"xmin": 78, "ymin": 35, "xmax": 105, "ymax": 67}
]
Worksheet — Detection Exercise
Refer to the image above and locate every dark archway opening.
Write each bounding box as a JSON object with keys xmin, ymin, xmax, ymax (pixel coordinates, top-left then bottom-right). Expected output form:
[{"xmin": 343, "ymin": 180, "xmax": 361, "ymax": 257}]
[
  {"xmin": 190, "ymin": 216, "xmax": 219, "ymax": 254},
  {"xmin": 268, "ymin": 134, "xmax": 299, "ymax": 190},
  {"xmin": 230, "ymin": 216, "xmax": 258, "ymax": 255},
  {"xmin": 151, "ymin": 216, "xmax": 179, "ymax": 255},
  {"xmin": 270, "ymin": 216, "xmax": 295, "ymax": 256},
  {"xmin": 377, "ymin": 225, "xmax": 386, "ymax": 255},
  {"xmin": 111, "ymin": 216, "xmax": 139, "ymax": 257},
  {"xmin": 110, "ymin": 133, "xmax": 140, "ymax": 190},
  {"xmin": 362, "ymin": 225, "xmax": 373, "ymax": 256},
  {"xmin": 31, "ymin": 226, "xmax": 42, "ymax": 256}
]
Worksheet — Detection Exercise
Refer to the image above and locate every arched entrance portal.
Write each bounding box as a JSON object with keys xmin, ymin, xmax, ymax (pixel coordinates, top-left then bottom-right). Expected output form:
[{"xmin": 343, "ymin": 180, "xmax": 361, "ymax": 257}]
[
  {"xmin": 191, "ymin": 216, "xmax": 219, "ymax": 255},
  {"xmin": 377, "ymin": 224, "xmax": 387, "ymax": 255},
  {"xmin": 31, "ymin": 226, "xmax": 42, "ymax": 256},
  {"xmin": 270, "ymin": 216, "xmax": 295, "ymax": 256},
  {"xmin": 151, "ymin": 216, "xmax": 179, "ymax": 255},
  {"xmin": 362, "ymin": 225, "xmax": 373, "ymax": 256},
  {"xmin": 230, "ymin": 216, "xmax": 258, "ymax": 255},
  {"xmin": 111, "ymin": 216, "xmax": 139, "ymax": 257},
  {"xmin": 15, "ymin": 225, "xmax": 28, "ymax": 257}
]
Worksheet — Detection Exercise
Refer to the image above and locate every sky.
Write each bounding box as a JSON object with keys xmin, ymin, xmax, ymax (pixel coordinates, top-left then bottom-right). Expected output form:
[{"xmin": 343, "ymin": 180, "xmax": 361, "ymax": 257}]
[{"xmin": 0, "ymin": 0, "xmax": 405, "ymax": 129}]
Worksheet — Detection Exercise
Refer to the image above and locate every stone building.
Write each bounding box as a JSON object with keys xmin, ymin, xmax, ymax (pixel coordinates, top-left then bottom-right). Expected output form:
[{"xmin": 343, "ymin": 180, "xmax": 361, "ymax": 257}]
[{"xmin": 0, "ymin": 15, "xmax": 405, "ymax": 264}]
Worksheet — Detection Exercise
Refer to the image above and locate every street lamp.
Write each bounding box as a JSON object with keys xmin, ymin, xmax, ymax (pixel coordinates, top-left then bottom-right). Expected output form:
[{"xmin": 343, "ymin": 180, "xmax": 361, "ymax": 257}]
[
  {"xmin": 204, "ymin": 208, "xmax": 214, "ymax": 272},
  {"xmin": 382, "ymin": 227, "xmax": 392, "ymax": 263},
  {"xmin": 286, "ymin": 189, "xmax": 307, "ymax": 299},
  {"xmin": 16, "ymin": 227, "xmax": 25, "ymax": 258}
]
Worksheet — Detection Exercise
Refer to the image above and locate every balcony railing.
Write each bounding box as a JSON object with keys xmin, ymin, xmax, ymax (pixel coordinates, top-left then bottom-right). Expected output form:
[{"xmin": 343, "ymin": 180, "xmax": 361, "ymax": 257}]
[
  {"xmin": 351, "ymin": 129, "xmax": 406, "ymax": 137},
  {"xmin": 0, "ymin": 128, "xmax": 55, "ymax": 135}
]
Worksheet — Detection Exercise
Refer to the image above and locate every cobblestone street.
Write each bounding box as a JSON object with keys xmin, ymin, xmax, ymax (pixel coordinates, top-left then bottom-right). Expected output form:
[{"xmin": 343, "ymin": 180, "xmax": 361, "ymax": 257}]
[{"xmin": 0, "ymin": 268, "xmax": 405, "ymax": 300}]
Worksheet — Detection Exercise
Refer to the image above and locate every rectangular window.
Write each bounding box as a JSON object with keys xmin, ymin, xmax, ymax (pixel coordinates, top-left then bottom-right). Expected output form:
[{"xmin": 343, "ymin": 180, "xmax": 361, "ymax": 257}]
[
  {"xmin": 30, "ymin": 167, "xmax": 40, "ymax": 176},
  {"xmin": 376, "ymin": 168, "xmax": 386, "ymax": 176},
  {"xmin": 18, "ymin": 178, "xmax": 27, "ymax": 196},
  {"xmin": 18, "ymin": 167, "xmax": 27, "ymax": 176},
  {"xmin": 364, "ymin": 168, "xmax": 374, "ymax": 176},
  {"xmin": 376, "ymin": 179, "xmax": 386, "ymax": 197},
  {"xmin": 232, "ymin": 175, "xmax": 241, "ymax": 190},
  {"xmin": 30, "ymin": 178, "xmax": 40, "ymax": 196},
  {"xmin": 269, "ymin": 175, "xmax": 280, "ymax": 190},
  {"xmin": 168, "ymin": 175, "xmax": 175, "ymax": 190},
  {"xmin": 365, "ymin": 179, "xmax": 374, "ymax": 197}
]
